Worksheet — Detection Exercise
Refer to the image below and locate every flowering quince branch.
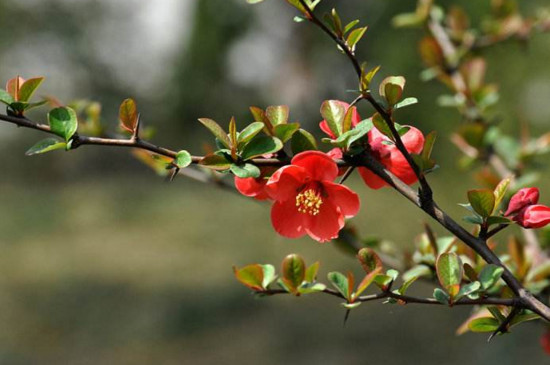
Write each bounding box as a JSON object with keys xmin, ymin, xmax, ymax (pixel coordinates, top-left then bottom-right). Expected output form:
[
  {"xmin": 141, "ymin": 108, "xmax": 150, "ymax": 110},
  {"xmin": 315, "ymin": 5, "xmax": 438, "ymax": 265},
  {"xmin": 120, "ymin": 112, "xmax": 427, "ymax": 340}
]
[{"xmin": 2, "ymin": 0, "xmax": 550, "ymax": 346}]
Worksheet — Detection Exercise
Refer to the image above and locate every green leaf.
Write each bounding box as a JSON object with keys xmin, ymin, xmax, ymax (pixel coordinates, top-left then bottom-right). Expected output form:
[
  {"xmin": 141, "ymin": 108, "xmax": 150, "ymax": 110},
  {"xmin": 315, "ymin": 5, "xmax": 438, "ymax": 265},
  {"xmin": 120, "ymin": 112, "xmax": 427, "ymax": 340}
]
[
  {"xmin": 394, "ymin": 97, "xmax": 418, "ymax": 110},
  {"xmin": 328, "ymin": 272, "xmax": 349, "ymax": 299},
  {"xmin": 379, "ymin": 76, "xmax": 405, "ymax": 106},
  {"xmin": 174, "ymin": 150, "xmax": 192, "ymax": 169},
  {"xmin": 433, "ymin": 288, "xmax": 450, "ymax": 304},
  {"xmin": 493, "ymin": 177, "xmax": 511, "ymax": 214},
  {"xmin": 320, "ymin": 100, "xmax": 345, "ymax": 137},
  {"xmin": 233, "ymin": 264, "xmax": 264, "ymax": 291},
  {"xmin": 421, "ymin": 131, "xmax": 437, "ymax": 160},
  {"xmin": 486, "ymin": 216, "xmax": 512, "ymax": 226},
  {"xmin": 291, "ymin": 129, "xmax": 317, "ymax": 154},
  {"xmin": 463, "ymin": 215, "xmax": 484, "ymax": 225},
  {"xmin": 372, "ymin": 113, "xmax": 393, "ymax": 140},
  {"xmin": 241, "ymin": 135, "xmax": 283, "ymax": 160},
  {"xmin": 436, "ymin": 252, "xmax": 463, "ymax": 299},
  {"xmin": 468, "ymin": 317, "xmax": 500, "ymax": 333},
  {"xmin": 346, "ymin": 26, "xmax": 367, "ymax": 50},
  {"xmin": 246, "ymin": 0, "xmax": 265, "ymax": 3},
  {"xmin": 261, "ymin": 264, "xmax": 276, "ymax": 288},
  {"xmin": 373, "ymin": 274, "xmax": 393, "ymax": 291},
  {"xmin": 198, "ymin": 118, "xmax": 231, "ymax": 149},
  {"xmin": 344, "ymin": 19, "xmax": 360, "ymax": 34},
  {"xmin": 18, "ymin": 77, "xmax": 45, "ymax": 102},
  {"xmin": 237, "ymin": 122, "xmax": 264, "ymax": 146},
  {"xmin": 48, "ymin": 106, "xmax": 78, "ymax": 142},
  {"xmin": 23, "ymin": 100, "xmax": 48, "ymax": 112},
  {"xmin": 266, "ymin": 105, "xmax": 289, "ymax": 125},
  {"xmin": 397, "ymin": 275, "xmax": 419, "ymax": 295},
  {"xmin": 230, "ymin": 163, "xmax": 261, "ymax": 178},
  {"xmin": 479, "ymin": 265, "xmax": 504, "ymax": 290},
  {"xmin": 282, "ymin": 254, "xmax": 306, "ymax": 291},
  {"xmin": 455, "ymin": 281, "xmax": 481, "ymax": 301},
  {"xmin": 273, "ymin": 123, "xmax": 300, "ymax": 143},
  {"xmin": 357, "ymin": 248, "xmax": 383, "ymax": 274},
  {"xmin": 328, "ymin": 118, "xmax": 373, "ymax": 149},
  {"xmin": 402, "ymin": 264, "xmax": 432, "ymax": 282},
  {"xmin": 199, "ymin": 153, "xmax": 232, "ymax": 170},
  {"xmin": 0, "ymin": 88, "xmax": 15, "ymax": 105},
  {"xmin": 298, "ymin": 282, "xmax": 326, "ymax": 294},
  {"xmin": 305, "ymin": 261, "xmax": 320, "ymax": 283},
  {"xmin": 509, "ymin": 313, "xmax": 540, "ymax": 327},
  {"xmin": 467, "ymin": 189, "xmax": 496, "ymax": 218},
  {"xmin": 25, "ymin": 138, "xmax": 67, "ymax": 156}
]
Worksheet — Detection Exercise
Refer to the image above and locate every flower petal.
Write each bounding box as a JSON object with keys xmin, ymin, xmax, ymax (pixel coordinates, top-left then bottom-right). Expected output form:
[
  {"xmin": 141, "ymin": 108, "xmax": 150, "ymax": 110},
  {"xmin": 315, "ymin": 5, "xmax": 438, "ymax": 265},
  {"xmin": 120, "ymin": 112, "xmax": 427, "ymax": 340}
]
[
  {"xmin": 401, "ymin": 126, "xmax": 425, "ymax": 154},
  {"xmin": 234, "ymin": 176, "xmax": 269, "ymax": 200},
  {"xmin": 323, "ymin": 182, "xmax": 360, "ymax": 218},
  {"xmin": 265, "ymin": 165, "xmax": 308, "ymax": 201},
  {"xmin": 319, "ymin": 120, "xmax": 336, "ymax": 139},
  {"xmin": 304, "ymin": 200, "xmax": 344, "ymax": 243},
  {"xmin": 386, "ymin": 151, "xmax": 418, "ymax": 185},
  {"xmin": 271, "ymin": 199, "xmax": 306, "ymax": 238},
  {"xmin": 291, "ymin": 151, "xmax": 339, "ymax": 182},
  {"xmin": 358, "ymin": 166, "xmax": 388, "ymax": 189}
]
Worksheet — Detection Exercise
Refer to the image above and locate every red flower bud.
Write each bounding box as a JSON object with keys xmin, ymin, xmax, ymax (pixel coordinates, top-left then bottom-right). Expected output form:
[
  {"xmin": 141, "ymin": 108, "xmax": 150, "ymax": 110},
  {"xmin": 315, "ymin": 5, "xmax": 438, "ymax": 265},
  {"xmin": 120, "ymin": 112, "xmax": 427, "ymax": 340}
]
[
  {"xmin": 505, "ymin": 187, "xmax": 540, "ymax": 216},
  {"xmin": 516, "ymin": 205, "xmax": 550, "ymax": 229}
]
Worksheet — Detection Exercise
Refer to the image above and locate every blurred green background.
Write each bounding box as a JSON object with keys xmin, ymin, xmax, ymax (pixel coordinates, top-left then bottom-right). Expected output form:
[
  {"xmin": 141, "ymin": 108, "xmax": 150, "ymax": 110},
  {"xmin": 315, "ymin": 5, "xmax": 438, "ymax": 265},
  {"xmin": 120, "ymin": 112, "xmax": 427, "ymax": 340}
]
[{"xmin": 0, "ymin": 0, "xmax": 550, "ymax": 363}]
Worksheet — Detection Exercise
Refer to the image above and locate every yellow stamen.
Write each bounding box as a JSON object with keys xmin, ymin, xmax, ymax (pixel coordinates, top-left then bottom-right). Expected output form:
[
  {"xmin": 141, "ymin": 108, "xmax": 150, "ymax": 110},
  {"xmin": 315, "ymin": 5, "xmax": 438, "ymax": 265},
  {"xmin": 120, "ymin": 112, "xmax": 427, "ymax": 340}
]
[{"xmin": 296, "ymin": 189, "xmax": 323, "ymax": 216}]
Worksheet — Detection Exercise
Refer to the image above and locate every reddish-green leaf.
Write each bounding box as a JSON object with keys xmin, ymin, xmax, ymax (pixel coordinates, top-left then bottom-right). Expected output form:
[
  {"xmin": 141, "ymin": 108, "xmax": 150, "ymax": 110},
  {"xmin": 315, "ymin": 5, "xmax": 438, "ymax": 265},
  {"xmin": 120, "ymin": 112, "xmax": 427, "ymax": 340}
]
[
  {"xmin": 304, "ymin": 261, "xmax": 320, "ymax": 283},
  {"xmin": 266, "ymin": 105, "xmax": 289, "ymax": 126},
  {"xmin": 379, "ymin": 76, "xmax": 405, "ymax": 106},
  {"xmin": 436, "ymin": 252, "xmax": 463, "ymax": 300},
  {"xmin": 233, "ymin": 264, "xmax": 264, "ymax": 291},
  {"xmin": 198, "ymin": 118, "xmax": 231, "ymax": 148},
  {"xmin": 18, "ymin": 77, "xmax": 45, "ymax": 102},
  {"xmin": 199, "ymin": 153, "xmax": 232, "ymax": 170},
  {"xmin": 355, "ymin": 267, "xmax": 382, "ymax": 298},
  {"xmin": 119, "ymin": 98, "xmax": 138, "ymax": 133},
  {"xmin": 357, "ymin": 248, "xmax": 383, "ymax": 274},
  {"xmin": 493, "ymin": 177, "xmax": 511, "ymax": 214},
  {"xmin": 468, "ymin": 317, "xmax": 500, "ymax": 333},
  {"xmin": 281, "ymin": 254, "xmax": 306, "ymax": 290},
  {"xmin": 320, "ymin": 100, "xmax": 345, "ymax": 137}
]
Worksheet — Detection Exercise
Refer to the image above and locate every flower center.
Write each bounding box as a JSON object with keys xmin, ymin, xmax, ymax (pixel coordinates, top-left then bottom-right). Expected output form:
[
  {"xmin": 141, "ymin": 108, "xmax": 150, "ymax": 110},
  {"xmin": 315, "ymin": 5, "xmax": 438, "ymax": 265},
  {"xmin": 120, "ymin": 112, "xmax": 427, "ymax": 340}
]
[{"xmin": 296, "ymin": 188, "xmax": 323, "ymax": 216}]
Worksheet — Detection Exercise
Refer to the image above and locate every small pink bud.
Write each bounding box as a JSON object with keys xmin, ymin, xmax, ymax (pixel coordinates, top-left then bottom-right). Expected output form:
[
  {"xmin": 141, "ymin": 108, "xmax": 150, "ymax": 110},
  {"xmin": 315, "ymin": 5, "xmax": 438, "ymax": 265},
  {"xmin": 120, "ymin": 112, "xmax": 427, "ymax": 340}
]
[{"xmin": 505, "ymin": 187, "xmax": 540, "ymax": 216}]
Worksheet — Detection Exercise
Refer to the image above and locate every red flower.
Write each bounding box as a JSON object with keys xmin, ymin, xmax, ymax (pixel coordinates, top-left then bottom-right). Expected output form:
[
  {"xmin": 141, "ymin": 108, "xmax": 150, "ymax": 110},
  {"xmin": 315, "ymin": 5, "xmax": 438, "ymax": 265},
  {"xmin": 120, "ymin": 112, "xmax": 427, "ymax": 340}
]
[
  {"xmin": 505, "ymin": 187, "xmax": 550, "ymax": 229},
  {"xmin": 265, "ymin": 151, "xmax": 360, "ymax": 243},
  {"xmin": 516, "ymin": 205, "xmax": 550, "ymax": 229},
  {"xmin": 505, "ymin": 187, "xmax": 539, "ymax": 216},
  {"xmin": 358, "ymin": 125, "xmax": 424, "ymax": 189},
  {"xmin": 234, "ymin": 176, "xmax": 270, "ymax": 200}
]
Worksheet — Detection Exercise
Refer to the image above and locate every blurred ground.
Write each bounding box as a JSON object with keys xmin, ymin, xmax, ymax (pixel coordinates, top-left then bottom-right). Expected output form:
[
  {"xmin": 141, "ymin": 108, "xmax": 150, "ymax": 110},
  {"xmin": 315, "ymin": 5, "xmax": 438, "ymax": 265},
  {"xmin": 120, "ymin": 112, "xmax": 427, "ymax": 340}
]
[{"xmin": 0, "ymin": 0, "xmax": 550, "ymax": 364}]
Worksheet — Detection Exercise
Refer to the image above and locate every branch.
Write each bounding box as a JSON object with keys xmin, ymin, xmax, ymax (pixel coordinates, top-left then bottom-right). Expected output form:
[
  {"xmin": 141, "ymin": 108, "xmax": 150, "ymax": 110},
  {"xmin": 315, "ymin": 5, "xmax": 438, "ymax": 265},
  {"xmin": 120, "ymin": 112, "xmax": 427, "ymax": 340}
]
[{"xmin": 259, "ymin": 288, "xmax": 517, "ymax": 307}]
